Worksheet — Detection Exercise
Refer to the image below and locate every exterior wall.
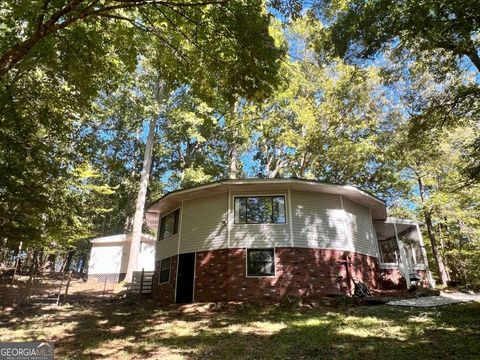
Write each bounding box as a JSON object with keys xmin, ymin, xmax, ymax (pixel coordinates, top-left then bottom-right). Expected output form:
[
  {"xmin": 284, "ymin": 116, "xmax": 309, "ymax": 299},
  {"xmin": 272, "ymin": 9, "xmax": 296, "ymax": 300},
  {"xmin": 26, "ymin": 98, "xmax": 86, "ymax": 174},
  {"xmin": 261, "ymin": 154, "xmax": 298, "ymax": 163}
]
[
  {"xmin": 342, "ymin": 198, "xmax": 377, "ymax": 256},
  {"xmin": 151, "ymin": 248, "xmax": 380, "ymax": 304},
  {"xmin": 152, "ymin": 187, "xmax": 384, "ymax": 303},
  {"xmin": 380, "ymin": 268, "xmax": 431, "ymax": 289},
  {"xmin": 180, "ymin": 193, "xmax": 228, "ymax": 253},
  {"xmin": 156, "ymin": 189, "xmax": 379, "ymax": 256},
  {"xmin": 156, "ymin": 233, "xmax": 179, "ymax": 262},
  {"xmin": 379, "ymin": 268, "xmax": 406, "ymax": 289},
  {"xmin": 291, "ymin": 191, "xmax": 346, "ymax": 251},
  {"xmin": 230, "ymin": 190, "xmax": 291, "ymax": 248},
  {"xmin": 152, "ymin": 255, "xmax": 178, "ymax": 304},
  {"xmin": 194, "ymin": 248, "xmax": 379, "ymax": 303},
  {"xmin": 88, "ymin": 242, "xmax": 129, "ymax": 278}
]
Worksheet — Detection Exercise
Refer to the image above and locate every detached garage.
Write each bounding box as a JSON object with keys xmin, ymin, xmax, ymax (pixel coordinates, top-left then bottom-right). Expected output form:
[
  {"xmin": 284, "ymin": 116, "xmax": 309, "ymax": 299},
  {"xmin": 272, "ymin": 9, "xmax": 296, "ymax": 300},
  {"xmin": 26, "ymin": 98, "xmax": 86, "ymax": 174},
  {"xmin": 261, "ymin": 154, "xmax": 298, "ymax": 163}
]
[{"xmin": 87, "ymin": 234, "xmax": 156, "ymax": 283}]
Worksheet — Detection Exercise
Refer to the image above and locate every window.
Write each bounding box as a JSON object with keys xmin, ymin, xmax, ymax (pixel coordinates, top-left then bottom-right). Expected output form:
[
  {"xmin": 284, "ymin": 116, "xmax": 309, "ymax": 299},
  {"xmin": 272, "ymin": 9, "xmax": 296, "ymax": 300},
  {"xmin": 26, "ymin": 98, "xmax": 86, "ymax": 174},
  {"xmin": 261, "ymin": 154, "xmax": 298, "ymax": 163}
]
[
  {"xmin": 247, "ymin": 249, "xmax": 275, "ymax": 276},
  {"xmin": 158, "ymin": 257, "xmax": 171, "ymax": 284},
  {"xmin": 234, "ymin": 196, "xmax": 286, "ymax": 224},
  {"xmin": 159, "ymin": 209, "xmax": 179, "ymax": 239},
  {"xmin": 379, "ymin": 239, "xmax": 399, "ymax": 263}
]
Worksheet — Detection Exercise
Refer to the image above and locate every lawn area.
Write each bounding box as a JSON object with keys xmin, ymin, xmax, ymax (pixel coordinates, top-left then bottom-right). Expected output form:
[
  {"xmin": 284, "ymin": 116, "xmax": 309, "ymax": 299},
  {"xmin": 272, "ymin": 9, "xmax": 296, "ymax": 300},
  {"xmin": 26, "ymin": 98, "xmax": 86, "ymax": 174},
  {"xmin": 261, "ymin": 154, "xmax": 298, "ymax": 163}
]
[{"xmin": 1, "ymin": 300, "xmax": 479, "ymax": 359}]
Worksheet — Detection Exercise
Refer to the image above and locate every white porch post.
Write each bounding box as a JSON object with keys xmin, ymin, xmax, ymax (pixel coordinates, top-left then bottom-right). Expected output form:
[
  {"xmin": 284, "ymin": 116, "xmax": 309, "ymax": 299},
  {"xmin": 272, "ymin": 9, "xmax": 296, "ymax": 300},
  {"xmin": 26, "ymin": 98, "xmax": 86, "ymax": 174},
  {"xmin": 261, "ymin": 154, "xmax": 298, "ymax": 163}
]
[{"xmin": 393, "ymin": 223, "xmax": 411, "ymax": 289}]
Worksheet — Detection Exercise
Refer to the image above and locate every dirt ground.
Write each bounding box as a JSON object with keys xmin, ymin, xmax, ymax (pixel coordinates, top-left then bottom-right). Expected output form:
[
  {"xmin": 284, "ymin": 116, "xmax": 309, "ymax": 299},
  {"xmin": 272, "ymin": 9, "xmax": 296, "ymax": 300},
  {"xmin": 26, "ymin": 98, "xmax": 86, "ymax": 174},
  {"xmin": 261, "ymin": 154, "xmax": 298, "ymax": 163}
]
[{"xmin": 1, "ymin": 295, "xmax": 479, "ymax": 359}]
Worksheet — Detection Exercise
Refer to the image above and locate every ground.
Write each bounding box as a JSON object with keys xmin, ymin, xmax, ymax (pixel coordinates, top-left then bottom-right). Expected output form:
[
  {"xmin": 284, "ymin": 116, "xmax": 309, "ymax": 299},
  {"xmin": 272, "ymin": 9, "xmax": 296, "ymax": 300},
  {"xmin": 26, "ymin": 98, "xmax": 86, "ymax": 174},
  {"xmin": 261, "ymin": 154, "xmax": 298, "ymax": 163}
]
[{"xmin": 1, "ymin": 299, "xmax": 479, "ymax": 359}]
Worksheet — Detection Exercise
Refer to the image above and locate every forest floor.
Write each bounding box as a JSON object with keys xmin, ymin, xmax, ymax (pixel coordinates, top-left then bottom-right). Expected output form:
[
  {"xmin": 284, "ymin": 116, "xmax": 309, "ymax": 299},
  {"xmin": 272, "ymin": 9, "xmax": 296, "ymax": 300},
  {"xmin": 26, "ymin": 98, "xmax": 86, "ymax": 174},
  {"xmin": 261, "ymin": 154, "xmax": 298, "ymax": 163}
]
[{"xmin": 1, "ymin": 298, "xmax": 479, "ymax": 359}]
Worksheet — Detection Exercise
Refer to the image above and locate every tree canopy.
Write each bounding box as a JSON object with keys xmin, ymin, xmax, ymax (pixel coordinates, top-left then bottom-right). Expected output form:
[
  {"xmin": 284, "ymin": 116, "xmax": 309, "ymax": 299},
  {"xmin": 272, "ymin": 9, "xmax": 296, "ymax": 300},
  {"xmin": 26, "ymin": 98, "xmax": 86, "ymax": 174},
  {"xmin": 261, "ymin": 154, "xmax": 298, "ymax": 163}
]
[{"xmin": 0, "ymin": 0, "xmax": 478, "ymax": 288}]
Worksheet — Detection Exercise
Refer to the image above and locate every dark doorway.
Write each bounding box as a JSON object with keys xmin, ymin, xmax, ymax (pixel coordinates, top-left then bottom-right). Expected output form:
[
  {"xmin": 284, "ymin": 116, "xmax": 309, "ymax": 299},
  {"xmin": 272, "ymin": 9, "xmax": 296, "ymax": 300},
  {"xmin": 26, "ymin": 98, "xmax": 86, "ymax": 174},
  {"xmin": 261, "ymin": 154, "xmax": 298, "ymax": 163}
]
[{"xmin": 176, "ymin": 252, "xmax": 195, "ymax": 303}]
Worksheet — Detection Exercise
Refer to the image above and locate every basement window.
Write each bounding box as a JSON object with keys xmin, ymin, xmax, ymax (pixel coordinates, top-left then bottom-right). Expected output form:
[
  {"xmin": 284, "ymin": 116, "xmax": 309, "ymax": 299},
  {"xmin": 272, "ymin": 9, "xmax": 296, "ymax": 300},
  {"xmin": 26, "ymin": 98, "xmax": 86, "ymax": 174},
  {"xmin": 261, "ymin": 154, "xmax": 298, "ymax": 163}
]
[
  {"xmin": 247, "ymin": 249, "xmax": 275, "ymax": 276},
  {"xmin": 158, "ymin": 257, "xmax": 171, "ymax": 284},
  {"xmin": 159, "ymin": 209, "xmax": 179, "ymax": 240},
  {"xmin": 234, "ymin": 196, "xmax": 286, "ymax": 224}
]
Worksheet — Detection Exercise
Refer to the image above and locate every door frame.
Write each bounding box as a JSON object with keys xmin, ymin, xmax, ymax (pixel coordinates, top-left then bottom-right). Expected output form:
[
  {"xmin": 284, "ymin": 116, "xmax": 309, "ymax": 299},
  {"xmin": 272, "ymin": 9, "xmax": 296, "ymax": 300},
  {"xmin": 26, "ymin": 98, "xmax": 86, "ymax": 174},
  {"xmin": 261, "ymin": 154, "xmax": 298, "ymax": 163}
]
[{"xmin": 174, "ymin": 252, "xmax": 196, "ymax": 304}]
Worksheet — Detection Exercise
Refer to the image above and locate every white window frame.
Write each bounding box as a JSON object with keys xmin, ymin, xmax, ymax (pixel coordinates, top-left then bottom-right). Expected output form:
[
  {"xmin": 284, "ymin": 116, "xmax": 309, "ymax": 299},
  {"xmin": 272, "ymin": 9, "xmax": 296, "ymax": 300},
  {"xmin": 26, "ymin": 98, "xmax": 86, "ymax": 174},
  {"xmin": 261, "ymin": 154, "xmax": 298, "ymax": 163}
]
[{"xmin": 233, "ymin": 194, "xmax": 288, "ymax": 226}]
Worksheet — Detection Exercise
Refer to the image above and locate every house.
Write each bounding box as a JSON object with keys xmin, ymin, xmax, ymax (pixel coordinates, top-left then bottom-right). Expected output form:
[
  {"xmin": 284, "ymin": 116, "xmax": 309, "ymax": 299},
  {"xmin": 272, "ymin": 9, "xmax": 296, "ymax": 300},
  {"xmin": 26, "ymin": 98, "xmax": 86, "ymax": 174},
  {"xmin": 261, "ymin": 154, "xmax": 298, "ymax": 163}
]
[
  {"xmin": 87, "ymin": 233, "xmax": 156, "ymax": 283},
  {"xmin": 145, "ymin": 179, "xmax": 434, "ymax": 304}
]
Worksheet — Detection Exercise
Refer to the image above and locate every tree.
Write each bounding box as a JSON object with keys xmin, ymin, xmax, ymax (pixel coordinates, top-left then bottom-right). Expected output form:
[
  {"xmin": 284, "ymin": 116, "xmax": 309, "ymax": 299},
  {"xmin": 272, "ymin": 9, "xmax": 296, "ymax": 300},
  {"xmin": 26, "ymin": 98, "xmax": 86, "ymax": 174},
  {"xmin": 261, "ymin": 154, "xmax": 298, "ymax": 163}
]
[
  {"xmin": 0, "ymin": 0, "xmax": 284, "ymax": 263},
  {"xmin": 245, "ymin": 17, "xmax": 406, "ymax": 200},
  {"xmin": 0, "ymin": 0, "xmax": 234, "ymax": 76},
  {"xmin": 311, "ymin": 0, "xmax": 480, "ymax": 182},
  {"xmin": 391, "ymin": 125, "xmax": 480, "ymax": 286},
  {"xmin": 159, "ymin": 88, "xmax": 225, "ymax": 188}
]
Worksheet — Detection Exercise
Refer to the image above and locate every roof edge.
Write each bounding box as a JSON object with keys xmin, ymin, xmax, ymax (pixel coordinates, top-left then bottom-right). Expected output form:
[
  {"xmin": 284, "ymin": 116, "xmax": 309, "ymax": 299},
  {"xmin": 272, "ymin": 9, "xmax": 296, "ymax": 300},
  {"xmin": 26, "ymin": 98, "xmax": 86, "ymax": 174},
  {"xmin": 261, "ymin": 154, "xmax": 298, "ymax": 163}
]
[{"xmin": 146, "ymin": 178, "xmax": 386, "ymax": 212}]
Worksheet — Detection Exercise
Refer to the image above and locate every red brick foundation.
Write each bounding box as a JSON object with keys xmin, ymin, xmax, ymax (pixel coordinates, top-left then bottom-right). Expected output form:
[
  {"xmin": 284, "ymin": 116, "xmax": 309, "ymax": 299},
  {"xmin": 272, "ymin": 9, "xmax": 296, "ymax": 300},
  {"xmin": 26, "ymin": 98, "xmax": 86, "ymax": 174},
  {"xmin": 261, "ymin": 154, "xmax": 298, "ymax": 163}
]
[
  {"xmin": 151, "ymin": 255, "xmax": 177, "ymax": 305},
  {"xmin": 152, "ymin": 248, "xmax": 380, "ymax": 304},
  {"xmin": 380, "ymin": 268, "xmax": 431, "ymax": 289},
  {"xmin": 380, "ymin": 268, "xmax": 406, "ymax": 289}
]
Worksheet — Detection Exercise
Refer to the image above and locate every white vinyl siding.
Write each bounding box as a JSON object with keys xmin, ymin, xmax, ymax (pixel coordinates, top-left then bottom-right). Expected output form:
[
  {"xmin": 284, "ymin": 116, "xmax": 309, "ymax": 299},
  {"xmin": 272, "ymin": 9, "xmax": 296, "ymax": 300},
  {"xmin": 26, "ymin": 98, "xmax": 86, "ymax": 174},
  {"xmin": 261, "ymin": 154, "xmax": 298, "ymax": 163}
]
[
  {"xmin": 291, "ymin": 191, "xmax": 348, "ymax": 250},
  {"xmin": 156, "ymin": 233, "xmax": 179, "ymax": 261},
  {"xmin": 154, "ymin": 188, "xmax": 378, "ymax": 257},
  {"xmin": 342, "ymin": 197, "xmax": 377, "ymax": 256},
  {"xmin": 180, "ymin": 193, "xmax": 228, "ymax": 253},
  {"xmin": 230, "ymin": 190, "xmax": 290, "ymax": 248},
  {"xmin": 88, "ymin": 243, "xmax": 129, "ymax": 274}
]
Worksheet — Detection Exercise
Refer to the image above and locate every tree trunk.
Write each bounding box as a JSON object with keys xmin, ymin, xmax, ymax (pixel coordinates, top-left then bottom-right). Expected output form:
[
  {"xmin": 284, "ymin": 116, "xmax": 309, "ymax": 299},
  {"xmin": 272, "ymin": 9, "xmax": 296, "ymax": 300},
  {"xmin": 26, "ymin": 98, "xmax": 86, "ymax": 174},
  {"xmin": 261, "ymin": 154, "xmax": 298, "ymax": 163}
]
[
  {"xmin": 423, "ymin": 211, "xmax": 449, "ymax": 286},
  {"xmin": 228, "ymin": 144, "xmax": 238, "ymax": 179},
  {"xmin": 125, "ymin": 116, "xmax": 158, "ymax": 281},
  {"xmin": 63, "ymin": 250, "xmax": 74, "ymax": 273},
  {"xmin": 418, "ymin": 176, "xmax": 449, "ymax": 286}
]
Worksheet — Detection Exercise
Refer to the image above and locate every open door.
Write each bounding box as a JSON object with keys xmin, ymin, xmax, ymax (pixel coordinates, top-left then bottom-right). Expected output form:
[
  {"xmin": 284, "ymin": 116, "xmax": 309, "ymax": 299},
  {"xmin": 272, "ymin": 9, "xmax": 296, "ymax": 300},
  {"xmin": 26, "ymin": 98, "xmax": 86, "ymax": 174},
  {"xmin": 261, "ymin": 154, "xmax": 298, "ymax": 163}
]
[{"xmin": 175, "ymin": 252, "xmax": 195, "ymax": 303}]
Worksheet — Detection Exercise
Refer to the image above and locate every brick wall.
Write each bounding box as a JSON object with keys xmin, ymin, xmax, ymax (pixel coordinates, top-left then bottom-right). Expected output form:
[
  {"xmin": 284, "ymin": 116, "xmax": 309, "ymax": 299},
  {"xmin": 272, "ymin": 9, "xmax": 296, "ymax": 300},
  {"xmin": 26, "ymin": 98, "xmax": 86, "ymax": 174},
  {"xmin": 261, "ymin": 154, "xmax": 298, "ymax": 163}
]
[
  {"xmin": 151, "ymin": 248, "xmax": 380, "ymax": 304},
  {"xmin": 192, "ymin": 247, "xmax": 380, "ymax": 303},
  {"xmin": 380, "ymin": 268, "xmax": 431, "ymax": 289},
  {"xmin": 151, "ymin": 255, "xmax": 177, "ymax": 304},
  {"xmin": 379, "ymin": 268, "xmax": 406, "ymax": 289}
]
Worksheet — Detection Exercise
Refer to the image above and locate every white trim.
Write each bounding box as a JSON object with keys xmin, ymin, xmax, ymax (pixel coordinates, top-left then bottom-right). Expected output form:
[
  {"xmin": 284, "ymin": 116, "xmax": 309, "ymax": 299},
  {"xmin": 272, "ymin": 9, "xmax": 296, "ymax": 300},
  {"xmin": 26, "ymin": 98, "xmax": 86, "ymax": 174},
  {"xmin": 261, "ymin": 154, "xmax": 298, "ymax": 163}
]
[
  {"xmin": 384, "ymin": 218, "xmax": 422, "ymax": 225},
  {"xmin": 245, "ymin": 247, "xmax": 276, "ymax": 278},
  {"xmin": 158, "ymin": 257, "xmax": 172, "ymax": 285},
  {"xmin": 379, "ymin": 263, "xmax": 400, "ymax": 270},
  {"xmin": 173, "ymin": 201, "xmax": 184, "ymax": 304},
  {"xmin": 340, "ymin": 195, "xmax": 349, "ymax": 245},
  {"xmin": 163, "ymin": 244, "xmax": 378, "ymax": 259},
  {"xmin": 394, "ymin": 223, "xmax": 411, "ymax": 288},
  {"xmin": 192, "ymin": 252, "xmax": 197, "ymax": 301},
  {"xmin": 369, "ymin": 208, "xmax": 381, "ymax": 260},
  {"xmin": 288, "ymin": 188, "xmax": 294, "ymax": 246},
  {"xmin": 90, "ymin": 233, "xmax": 156, "ymax": 244},
  {"xmin": 232, "ymin": 193, "xmax": 288, "ymax": 225}
]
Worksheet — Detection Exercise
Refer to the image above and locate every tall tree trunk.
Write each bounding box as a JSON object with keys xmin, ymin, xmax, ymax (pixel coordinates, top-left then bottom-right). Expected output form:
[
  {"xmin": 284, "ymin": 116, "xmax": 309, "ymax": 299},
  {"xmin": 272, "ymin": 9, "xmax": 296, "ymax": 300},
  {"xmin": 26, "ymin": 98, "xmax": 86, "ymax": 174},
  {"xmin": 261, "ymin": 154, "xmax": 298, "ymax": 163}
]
[
  {"xmin": 423, "ymin": 211, "xmax": 449, "ymax": 286},
  {"xmin": 418, "ymin": 177, "xmax": 449, "ymax": 286},
  {"xmin": 125, "ymin": 116, "xmax": 157, "ymax": 282},
  {"xmin": 227, "ymin": 100, "xmax": 241, "ymax": 179},
  {"xmin": 229, "ymin": 143, "xmax": 238, "ymax": 179}
]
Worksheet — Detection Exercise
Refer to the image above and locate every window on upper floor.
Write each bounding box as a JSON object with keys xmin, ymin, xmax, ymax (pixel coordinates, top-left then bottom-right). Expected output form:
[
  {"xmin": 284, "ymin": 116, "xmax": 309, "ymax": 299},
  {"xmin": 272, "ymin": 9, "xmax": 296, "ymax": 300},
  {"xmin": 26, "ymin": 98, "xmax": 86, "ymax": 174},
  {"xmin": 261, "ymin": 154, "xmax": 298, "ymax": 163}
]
[
  {"xmin": 234, "ymin": 196, "xmax": 286, "ymax": 224},
  {"xmin": 158, "ymin": 257, "xmax": 171, "ymax": 283},
  {"xmin": 159, "ymin": 209, "xmax": 179, "ymax": 240},
  {"xmin": 247, "ymin": 248, "xmax": 275, "ymax": 276}
]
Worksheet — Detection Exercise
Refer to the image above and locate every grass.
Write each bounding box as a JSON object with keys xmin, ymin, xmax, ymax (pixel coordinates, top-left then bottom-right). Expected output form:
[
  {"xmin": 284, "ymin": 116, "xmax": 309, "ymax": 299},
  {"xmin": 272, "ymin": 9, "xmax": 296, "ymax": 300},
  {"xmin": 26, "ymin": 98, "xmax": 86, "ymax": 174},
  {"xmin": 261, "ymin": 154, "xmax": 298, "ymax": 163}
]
[{"xmin": 1, "ymin": 300, "xmax": 479, "ymax": 359}]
